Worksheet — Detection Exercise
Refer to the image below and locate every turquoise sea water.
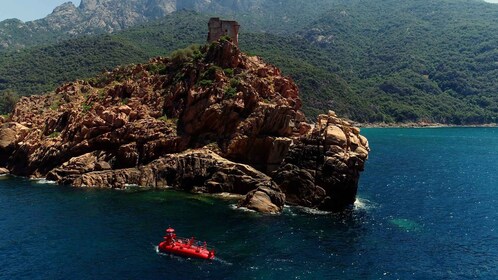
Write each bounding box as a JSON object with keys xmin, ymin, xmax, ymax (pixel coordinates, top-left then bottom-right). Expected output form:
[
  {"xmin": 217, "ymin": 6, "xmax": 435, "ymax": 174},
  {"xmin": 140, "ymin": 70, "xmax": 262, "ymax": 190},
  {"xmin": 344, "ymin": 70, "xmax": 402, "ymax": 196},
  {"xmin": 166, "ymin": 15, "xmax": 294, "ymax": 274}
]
[{"xmin": 1, "ymin": 128, "xmax": 497, "ymax": 279}]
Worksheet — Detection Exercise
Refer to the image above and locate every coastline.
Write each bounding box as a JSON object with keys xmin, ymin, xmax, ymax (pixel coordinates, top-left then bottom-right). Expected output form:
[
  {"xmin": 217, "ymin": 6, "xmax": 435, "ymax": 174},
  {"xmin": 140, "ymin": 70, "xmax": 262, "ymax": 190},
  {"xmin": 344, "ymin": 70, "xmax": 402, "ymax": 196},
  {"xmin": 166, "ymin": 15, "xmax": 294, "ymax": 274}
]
[{"xmin": 355, "ymin": 122, "xmax": 498, "ymax": 128}]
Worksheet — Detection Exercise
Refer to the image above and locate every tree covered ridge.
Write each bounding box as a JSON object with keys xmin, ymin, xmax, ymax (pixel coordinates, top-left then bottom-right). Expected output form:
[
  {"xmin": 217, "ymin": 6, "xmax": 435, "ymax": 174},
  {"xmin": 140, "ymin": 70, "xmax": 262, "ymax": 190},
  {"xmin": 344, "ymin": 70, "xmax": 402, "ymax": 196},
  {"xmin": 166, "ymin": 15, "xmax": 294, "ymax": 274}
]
[
  {"xmin": 300, "ymin": 0, "xmax": 498, "ymax": 123},
  {"xmin": 0, "ymin": 0, "xmax": 498, "ymax": 124}
]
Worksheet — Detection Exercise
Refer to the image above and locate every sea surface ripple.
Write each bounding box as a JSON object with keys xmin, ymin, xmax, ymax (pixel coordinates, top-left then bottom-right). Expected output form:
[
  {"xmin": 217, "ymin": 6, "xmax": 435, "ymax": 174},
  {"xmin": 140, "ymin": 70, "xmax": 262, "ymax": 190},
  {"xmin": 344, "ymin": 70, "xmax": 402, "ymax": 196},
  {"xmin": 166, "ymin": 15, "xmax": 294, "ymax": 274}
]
[{"xmin": 0, "ymin": 128, "xmax": 497, "ymax": 279}]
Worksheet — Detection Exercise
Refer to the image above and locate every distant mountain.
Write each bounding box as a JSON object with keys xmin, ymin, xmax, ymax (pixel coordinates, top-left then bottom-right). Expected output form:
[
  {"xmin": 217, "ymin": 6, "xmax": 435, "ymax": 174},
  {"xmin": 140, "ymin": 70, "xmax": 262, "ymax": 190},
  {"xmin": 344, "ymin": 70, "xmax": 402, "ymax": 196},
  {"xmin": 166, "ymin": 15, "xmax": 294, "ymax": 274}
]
[
  {"xmin": 0, "ymin": 0, "xmax": 177, "ymax": 50},
  {"xmin": 0, "ymin": 0, "xmax": 333, "ymax": 51}
]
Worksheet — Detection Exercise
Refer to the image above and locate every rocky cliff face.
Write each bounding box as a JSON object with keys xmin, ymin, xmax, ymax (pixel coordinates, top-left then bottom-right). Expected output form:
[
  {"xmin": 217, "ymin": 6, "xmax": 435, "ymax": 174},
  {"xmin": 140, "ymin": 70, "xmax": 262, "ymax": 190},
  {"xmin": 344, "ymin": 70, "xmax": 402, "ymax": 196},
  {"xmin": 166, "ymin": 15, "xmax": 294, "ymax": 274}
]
[
  {"xmin": 38, "ymin": 0, "xmax": 179, "ymax": 34},
  {"xmin": 0, "ymin": 40, "xmax": 369, "ymax": 213}
]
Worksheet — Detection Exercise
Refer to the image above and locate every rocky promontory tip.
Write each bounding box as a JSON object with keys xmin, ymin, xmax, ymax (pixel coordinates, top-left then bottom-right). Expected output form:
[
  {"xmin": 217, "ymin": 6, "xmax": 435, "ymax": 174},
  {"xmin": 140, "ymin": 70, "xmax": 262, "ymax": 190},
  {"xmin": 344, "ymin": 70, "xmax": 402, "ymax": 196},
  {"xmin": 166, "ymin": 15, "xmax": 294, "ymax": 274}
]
[{"xmin": 0, "ymin": 39, "xmax": 369, "ymax": 213}]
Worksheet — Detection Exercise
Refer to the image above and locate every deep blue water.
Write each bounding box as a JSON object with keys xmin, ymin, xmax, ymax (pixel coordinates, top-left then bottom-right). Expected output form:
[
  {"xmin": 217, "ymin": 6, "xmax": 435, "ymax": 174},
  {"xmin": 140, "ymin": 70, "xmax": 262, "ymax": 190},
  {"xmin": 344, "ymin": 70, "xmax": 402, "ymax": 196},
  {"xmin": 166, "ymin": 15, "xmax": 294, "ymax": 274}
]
[{"xmin": 1, "ymin": 128, "xmax": 497, "ymax": 279}]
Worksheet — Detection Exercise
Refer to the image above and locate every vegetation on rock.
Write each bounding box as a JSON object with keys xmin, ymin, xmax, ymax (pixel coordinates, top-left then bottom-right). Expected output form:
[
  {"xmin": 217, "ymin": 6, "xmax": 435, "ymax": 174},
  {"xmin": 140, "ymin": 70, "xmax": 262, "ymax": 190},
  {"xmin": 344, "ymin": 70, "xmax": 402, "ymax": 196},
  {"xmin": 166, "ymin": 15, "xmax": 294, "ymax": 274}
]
[{"xmin": 0, "ymin": 90, "xmax": 19, "ymax": 115}]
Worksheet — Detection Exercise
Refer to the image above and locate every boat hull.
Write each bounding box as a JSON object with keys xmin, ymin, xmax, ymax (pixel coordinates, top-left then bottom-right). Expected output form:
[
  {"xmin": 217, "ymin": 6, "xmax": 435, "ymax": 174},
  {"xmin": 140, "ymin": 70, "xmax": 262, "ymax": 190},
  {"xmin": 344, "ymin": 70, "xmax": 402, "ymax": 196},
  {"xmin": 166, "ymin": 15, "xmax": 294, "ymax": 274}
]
[{"xmin": 158, "ymin": 241, "xmax": 214, "ymax": 260}]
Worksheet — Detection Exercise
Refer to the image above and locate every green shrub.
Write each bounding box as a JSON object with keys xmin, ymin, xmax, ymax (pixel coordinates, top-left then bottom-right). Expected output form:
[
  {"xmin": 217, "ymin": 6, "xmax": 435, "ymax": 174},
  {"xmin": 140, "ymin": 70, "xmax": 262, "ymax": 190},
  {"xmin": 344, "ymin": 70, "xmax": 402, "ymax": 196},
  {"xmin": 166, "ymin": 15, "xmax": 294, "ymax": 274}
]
[
  {"xmin": 199, "ymin": 79, "xmax": 213, "ymax": 87},
  {"xmin": 203, "ymin": 65, "xmax": 222, "ymax": 80},
  {"xmin": 48, "ymin": 132, "xmax": 60, "ymax": 138},
  {"xmin": 50, "ymin": 100, "xmax": 62, "ymax": 110},
  {"xmin": 147, "ymin": 64, "xmax": 167, "ymax": 75},
  {"xmin": 220, "ymin": 35, "xmax": 232, "ymax": 43},
  {"xmin": 225, "ymin": 87, "xmax": 237, "ymax": 98},
  {"xmin": 170, "ymin": 47, "xmax": 196, "ymax": 64},
  {"xmin": 0, "ymin": 90, "xmax": 19, "ymax": 115},
  {"xmin": 98, "ymin": 89, "xmax": 106, "ymax": 101},
  {"xmin": 188, "ymin": 44, "xmax": 204, "ymax": 61},
  {"xmin": 87, "ymin": 75, "xmax": 108, "ymax": 87},
  {"xmin": 158, "ymin": 115, "xmax": 178, "ymax": 124},
  {"xmin": 193, "ymin": 50, "xmax": 204, "ymax": 61},
  {"xmin": 82, "ymin": 103, "xmax": 93, "ymax": 113},
  {"xmin": 230, "ymin": 78, "xmax": 240, "ymax": 88},
  {"xmin": 224, "ymin": 68, "xmax": 234, "ymax": 77}
]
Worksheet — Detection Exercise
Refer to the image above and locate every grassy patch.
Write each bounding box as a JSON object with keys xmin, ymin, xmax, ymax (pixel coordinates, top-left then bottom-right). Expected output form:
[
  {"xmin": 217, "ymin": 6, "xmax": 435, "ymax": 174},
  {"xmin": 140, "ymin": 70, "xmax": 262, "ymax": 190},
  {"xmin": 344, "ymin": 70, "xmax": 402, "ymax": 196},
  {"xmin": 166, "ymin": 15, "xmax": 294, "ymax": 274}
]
[
  {"xmin": 225, "ymin": 87, "xmax": 237, "ymax": 98},
  {"xmin": 82, "ymin": 102, "xmax": 93, "ymax": 113},
  {"xmin": 199, "ymin": 79, "xmax": 213, "ymax": 87},
  {"xmin": 48, "ymin": 132, "xmax": 60, "ymax": 138}
]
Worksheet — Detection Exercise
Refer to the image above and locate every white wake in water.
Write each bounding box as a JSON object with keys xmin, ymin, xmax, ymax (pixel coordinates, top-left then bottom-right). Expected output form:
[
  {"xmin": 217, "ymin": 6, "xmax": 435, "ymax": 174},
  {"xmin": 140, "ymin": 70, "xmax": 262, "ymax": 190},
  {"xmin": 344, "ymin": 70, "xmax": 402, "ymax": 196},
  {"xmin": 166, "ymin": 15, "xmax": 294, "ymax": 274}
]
[{"xmin": 212, "ymin": 257, "xmax": 233, "ymax": 266}]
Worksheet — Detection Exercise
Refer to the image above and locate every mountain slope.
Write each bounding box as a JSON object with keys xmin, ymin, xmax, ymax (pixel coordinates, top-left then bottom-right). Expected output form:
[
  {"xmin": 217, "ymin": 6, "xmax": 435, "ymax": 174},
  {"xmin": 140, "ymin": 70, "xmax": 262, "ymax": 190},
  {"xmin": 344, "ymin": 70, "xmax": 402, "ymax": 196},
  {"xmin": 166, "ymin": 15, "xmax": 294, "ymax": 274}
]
[
  {"xmin": 1, "ymin": 0, "xmax": 498, "ymax": 124},
  {"xmin": 0, "ymin": 12, "xmax": 210, "ymax": 96},
  {"xmin": 0, "ymin": 12, "xmax": 358, "ymax": 119},
  {"xmin": 299, "ymin": 0, "xmax": 498, "ymax": 123},
  {"xmin": 0, "ymin": 35, "xmax": 150, "ymax": 95},
  {"xmin": 0, "ymin": 0, "xmax": 335, "ymax": 52}
]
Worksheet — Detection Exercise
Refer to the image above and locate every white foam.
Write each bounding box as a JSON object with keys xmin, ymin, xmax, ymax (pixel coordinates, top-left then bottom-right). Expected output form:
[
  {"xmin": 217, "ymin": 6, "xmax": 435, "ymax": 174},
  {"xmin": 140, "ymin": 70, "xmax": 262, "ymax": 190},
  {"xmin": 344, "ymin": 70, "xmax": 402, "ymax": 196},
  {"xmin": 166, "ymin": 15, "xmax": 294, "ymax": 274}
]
[
  {"xmin": 283, "ymin": 197, "xmax": 376, "ymax": 216},
  {"xmin": 354, "ymin": 197, "xmax": 376, "ymax": 211},
  {"xmin": 212, "ymin": 192, "xmax": 244, "ymax": 200},
  {"xmin": 294, "ymin": 206, "xmax": 332, "ymax": 215},
  {"xmin": 227, "ymin": 198, "xmax": 376, "ymax": 216},
  {"xmin": 229, "ymin": 204, "xmax": 257, "ymax": 213},
  {"xmin": 31, "ymin": 178, "xmax": 57, "ymax": 185}
]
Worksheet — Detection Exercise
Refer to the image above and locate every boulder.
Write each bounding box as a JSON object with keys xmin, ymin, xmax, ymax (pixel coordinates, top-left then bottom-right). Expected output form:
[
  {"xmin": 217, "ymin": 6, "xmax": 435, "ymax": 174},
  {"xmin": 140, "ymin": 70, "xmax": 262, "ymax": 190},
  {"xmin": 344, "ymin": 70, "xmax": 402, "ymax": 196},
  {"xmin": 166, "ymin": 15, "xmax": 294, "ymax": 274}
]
[
  {"xmin": 0, "ymin": 127, "xmax": 17, "ymax": 149},
  {"xmin": 324, "ymin": 125, "xmax": 347, "ymax": 146},
  {"xmin": 239, "ymin": 182, "xmax": 285, "ymax": 214}
]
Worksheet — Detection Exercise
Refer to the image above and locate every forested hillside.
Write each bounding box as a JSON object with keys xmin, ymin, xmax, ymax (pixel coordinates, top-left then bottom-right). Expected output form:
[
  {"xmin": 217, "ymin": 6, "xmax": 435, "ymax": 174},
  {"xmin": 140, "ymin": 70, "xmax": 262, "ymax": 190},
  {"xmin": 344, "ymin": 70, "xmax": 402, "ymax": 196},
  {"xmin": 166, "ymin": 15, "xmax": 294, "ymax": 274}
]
[
  {"xmin": 0, "ymin": 0, "xmax": 335, "ymax": 52},
  {"xmin": 1, "ymin": 0, "xmax": 497, "ymax": 124},
  {"xmin": 301, "ymin": 0, "xmax": 498, "ymax": 123},
  {"xmin": 0, "ymin": 12, "xmax": 359, "ymax": 119}
]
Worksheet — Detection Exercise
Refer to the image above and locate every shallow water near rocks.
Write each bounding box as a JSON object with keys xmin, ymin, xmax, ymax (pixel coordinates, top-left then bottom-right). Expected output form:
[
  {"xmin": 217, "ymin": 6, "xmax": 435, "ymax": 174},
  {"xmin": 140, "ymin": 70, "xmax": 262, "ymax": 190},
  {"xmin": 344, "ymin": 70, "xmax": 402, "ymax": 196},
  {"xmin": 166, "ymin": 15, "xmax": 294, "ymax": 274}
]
[{"xmin": 1, "ymin": 128, "xmax": 497, "ymax": 279}]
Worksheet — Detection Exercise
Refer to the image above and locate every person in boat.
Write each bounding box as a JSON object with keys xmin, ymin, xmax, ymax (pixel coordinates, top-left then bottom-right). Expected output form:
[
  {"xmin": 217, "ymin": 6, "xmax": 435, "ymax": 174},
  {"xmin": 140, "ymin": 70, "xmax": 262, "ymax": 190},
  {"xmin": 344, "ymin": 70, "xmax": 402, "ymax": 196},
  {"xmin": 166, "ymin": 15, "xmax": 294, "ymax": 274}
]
[
  {"xmin": 164, "ymin": 228, "xmax": 177, "ymax": 245},
  {"xmin": 188, "ymin": 237, "xmax": 194, "ymax": 246}
]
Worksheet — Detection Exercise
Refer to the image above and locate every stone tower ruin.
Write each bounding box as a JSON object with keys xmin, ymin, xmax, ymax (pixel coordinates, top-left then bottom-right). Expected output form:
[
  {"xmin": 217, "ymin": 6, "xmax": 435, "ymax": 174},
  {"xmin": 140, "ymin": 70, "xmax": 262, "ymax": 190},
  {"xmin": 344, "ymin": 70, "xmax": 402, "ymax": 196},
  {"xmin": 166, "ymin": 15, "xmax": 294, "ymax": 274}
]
[{"xmin": 207, "ymin": 18, "xmax": 240, "ymax": 46}]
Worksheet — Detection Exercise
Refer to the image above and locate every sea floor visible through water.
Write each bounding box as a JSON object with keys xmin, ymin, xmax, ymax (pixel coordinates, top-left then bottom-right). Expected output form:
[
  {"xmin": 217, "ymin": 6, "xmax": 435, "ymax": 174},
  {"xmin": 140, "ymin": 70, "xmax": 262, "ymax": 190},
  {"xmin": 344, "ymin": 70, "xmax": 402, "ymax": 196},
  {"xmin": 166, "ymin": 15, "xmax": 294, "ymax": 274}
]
[{"xmin": 0, "ymin": 128, "xmax": 497, "ymax": 279}]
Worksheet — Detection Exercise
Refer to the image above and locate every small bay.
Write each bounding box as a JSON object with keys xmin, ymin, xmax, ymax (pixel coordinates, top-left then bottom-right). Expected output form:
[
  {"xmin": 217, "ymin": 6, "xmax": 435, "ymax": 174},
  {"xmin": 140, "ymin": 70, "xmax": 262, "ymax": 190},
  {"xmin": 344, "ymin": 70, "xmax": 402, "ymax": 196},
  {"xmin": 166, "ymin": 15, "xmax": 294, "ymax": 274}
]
[{"xmin": 0, "ymin": 128, "xmax": 497, "ymax": 279}]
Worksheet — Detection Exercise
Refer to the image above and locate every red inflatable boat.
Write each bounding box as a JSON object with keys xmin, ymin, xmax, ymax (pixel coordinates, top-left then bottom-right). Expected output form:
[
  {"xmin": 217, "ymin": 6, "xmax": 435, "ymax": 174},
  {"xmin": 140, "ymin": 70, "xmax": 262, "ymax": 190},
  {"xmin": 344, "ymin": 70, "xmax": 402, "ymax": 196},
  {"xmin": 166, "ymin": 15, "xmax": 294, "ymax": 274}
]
[{"xmin": 158, "ymin": 228, "xmax": 215, "ymax": 260}]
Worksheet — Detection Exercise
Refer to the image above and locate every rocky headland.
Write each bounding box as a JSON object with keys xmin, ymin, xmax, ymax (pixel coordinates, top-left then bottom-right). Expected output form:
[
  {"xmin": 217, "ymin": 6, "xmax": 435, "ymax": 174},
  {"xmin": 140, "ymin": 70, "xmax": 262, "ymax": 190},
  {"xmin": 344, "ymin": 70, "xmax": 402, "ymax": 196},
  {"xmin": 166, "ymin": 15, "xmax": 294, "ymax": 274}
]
[{"xmin": 0, "ymin": 40, "xmax": 369, "ymax": 213}]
